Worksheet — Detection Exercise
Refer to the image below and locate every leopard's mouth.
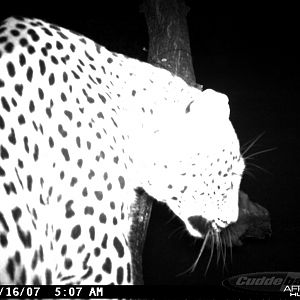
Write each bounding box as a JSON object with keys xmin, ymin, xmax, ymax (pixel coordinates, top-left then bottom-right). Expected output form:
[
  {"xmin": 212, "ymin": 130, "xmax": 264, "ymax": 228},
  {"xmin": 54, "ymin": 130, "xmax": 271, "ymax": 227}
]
[{"xmin": 187, "ymin": 215, "xmax": 233, "ymax": 237}]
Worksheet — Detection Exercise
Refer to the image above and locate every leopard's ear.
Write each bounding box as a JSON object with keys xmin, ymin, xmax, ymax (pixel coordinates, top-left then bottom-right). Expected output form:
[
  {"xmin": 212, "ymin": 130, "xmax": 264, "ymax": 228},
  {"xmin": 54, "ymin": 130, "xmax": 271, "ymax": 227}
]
[
  {"xmin": 185, "ymin": 88, "xmax": 230, "ymax": 121},
  {"xmin": 185, "ymin": 100, "xmax": 194, "ymax": 113}
]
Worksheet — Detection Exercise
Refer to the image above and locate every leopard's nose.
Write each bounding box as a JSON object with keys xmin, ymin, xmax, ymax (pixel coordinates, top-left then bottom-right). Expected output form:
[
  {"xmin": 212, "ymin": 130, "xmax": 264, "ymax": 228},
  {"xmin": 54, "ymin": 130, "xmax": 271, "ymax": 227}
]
[{"xmin": 188, "ymin": 215, "xmax": 210, "ymax": 236}]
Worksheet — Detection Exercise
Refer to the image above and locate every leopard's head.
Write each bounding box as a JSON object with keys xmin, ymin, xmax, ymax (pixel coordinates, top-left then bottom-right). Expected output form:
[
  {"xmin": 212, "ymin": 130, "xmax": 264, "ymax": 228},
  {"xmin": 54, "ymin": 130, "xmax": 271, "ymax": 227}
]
[{"xmin": 138, "ymin": 89, "xmax": 245, "ymax": 238}]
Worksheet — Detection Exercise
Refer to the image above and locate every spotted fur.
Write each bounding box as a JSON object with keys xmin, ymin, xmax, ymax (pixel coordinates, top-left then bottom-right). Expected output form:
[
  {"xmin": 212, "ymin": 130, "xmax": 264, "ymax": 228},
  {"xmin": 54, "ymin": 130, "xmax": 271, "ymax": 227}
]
[{"xmin": 0, "ymin": 17, "xmax": 245, "ymax": 285}]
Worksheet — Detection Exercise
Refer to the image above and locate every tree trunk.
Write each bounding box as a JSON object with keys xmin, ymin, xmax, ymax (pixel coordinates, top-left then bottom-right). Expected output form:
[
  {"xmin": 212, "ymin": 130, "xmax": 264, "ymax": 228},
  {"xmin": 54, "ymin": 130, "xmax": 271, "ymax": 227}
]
[
  {"xmin": 130, "ymin": 0, "xmax": 197, "ymax": 285},
  {"xmin": 141, "ymin": 0, "xmax": 196, "ymax": 86}
]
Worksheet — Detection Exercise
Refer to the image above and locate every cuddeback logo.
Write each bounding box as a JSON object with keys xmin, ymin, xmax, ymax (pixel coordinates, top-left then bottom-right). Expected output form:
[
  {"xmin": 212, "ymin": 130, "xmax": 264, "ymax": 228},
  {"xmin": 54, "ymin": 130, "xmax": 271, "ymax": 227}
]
[{"xmin": 223, "ymin": 272, "xmax": 300, "ymax": 296}]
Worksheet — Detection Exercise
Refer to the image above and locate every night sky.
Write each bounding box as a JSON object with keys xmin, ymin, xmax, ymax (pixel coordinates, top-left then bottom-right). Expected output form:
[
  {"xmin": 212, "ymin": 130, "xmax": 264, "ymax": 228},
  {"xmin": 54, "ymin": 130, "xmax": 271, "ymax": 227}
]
[{"xmin": 1, "ymin": 1, "xmax": 299, "ymax": 297}]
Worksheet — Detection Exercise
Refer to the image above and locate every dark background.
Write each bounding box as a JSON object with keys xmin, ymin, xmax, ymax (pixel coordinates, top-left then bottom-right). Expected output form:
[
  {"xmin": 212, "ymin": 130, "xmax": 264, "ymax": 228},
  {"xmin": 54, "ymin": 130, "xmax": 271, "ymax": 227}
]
[{"xmin": 1, "ymin": 0, "xmax": 299, "ymax": 292}]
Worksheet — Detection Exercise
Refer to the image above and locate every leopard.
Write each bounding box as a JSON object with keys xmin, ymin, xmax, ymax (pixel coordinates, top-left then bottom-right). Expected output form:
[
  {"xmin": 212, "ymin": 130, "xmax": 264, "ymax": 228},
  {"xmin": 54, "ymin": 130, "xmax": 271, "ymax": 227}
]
[{"xmin": 0, "ymin": 16, "xmax": 245, "ymax": 285}]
